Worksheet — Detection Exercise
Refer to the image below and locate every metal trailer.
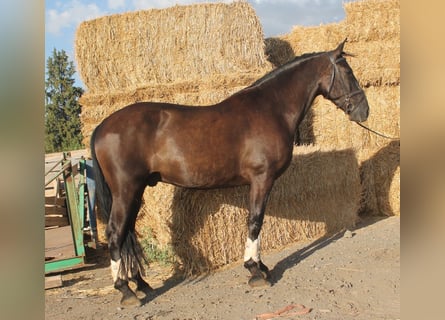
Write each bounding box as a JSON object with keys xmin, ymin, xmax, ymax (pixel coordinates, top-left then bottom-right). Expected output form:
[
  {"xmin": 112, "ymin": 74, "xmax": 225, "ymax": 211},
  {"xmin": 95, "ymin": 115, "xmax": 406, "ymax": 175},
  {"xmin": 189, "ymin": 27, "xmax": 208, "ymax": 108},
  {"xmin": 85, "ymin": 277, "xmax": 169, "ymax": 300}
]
[{"xmin": 44, "ymin": 152, "xmax": 97, "ymax": 278}]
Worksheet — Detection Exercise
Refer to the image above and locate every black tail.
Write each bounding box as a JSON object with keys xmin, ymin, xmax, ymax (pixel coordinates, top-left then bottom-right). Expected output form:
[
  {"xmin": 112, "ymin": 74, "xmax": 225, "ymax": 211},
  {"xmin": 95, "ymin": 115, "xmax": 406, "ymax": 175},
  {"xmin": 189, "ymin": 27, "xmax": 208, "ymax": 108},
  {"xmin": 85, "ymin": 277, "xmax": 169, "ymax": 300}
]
[
  {"xmin": 90, "ymin": 126, "xmax": 148, "ymax": 277},
  {"xmin": 90, "ymin": 127, "xmax": 112, "ymax": 223}
]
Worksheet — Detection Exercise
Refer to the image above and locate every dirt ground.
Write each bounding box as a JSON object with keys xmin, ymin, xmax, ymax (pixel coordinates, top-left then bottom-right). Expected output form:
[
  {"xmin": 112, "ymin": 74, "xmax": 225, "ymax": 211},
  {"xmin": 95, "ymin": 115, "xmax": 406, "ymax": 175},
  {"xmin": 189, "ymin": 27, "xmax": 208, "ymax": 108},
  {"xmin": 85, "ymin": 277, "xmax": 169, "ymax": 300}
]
[{"xmin": 45, "ymin": 215, "xmax": 400, "ymax": 320}]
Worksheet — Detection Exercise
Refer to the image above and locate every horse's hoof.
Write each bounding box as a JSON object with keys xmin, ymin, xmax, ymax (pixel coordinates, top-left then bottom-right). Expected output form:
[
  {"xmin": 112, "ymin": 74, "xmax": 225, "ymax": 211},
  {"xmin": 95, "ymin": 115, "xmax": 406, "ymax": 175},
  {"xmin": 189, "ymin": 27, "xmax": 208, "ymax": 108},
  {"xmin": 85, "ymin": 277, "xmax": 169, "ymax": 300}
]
[
  {"xmin": 120, "ymin": 295, "xmax": 142, "ymax": 307},
  {"xmin": 136, "ymin": 286, "xmax": 154, "ymax": 299},
  {"xmin": 248, "ymin": 275, "xmax": 272, "ymax": 288}
]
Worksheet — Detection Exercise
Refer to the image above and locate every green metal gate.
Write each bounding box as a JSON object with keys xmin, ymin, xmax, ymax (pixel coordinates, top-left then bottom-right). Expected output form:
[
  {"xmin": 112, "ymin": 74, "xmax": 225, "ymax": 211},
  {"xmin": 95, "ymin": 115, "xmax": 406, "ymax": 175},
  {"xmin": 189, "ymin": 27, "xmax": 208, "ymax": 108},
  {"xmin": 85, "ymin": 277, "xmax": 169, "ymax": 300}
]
[{"xmin": 45, "ymin": 152, "xmax": 96, "ymax": 274}]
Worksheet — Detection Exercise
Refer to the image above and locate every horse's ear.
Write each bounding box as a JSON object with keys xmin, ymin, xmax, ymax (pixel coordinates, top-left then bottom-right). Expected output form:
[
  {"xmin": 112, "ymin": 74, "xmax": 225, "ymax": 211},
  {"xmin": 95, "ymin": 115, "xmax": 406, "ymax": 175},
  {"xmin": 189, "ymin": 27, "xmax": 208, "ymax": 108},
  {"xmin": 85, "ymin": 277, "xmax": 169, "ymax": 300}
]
[{"xmin": 333, "ymin": 38, "xmax": 348, "ymax": 57}]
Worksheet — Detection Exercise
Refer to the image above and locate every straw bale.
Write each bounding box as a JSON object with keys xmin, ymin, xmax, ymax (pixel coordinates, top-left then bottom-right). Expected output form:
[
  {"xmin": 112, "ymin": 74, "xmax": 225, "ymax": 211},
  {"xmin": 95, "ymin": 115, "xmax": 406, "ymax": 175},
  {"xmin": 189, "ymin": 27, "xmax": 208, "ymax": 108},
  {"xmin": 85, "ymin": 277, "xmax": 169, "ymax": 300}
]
[
  {"xmin": 296, "ymin": 85, "xmax": 400, "ymax": 217},
  {"xmin": 358, "ymin": 141, "xmax": 400, "ymax": 216},
  {"xmin": 271, "ymin": 34, "xmax": 400, "ymax": 86},
  {"xmin": 284, "ymin": 0, "xmax": 400, "ymax": 46},
  {"xmin": 343, "ymin": 0, "xmax": 400, "ymax": 42},
  {"xmin": 137, "ymin": 145, "xmax": 361, "ymax": 275},
  {"xmin": 267, "ymin": 0, "xmax": 400, "ymax": 86},
  {"xmin": 389, "ymin": 166, "xmax": 400, "ymax": 215},
  {"xmin": 282, "ymin": 23, "xmax": 344, "ymax": 54},
  {"xmin": 298, "ymin": 86, "xmax": 400, "ymax": 150},
  {"xmin": 75, "ymin": 1, "xmax": 272, "ymax": 93},
  {"xmin": 267, "ymin": 0, "xmax": 400, "ymax": 217}
]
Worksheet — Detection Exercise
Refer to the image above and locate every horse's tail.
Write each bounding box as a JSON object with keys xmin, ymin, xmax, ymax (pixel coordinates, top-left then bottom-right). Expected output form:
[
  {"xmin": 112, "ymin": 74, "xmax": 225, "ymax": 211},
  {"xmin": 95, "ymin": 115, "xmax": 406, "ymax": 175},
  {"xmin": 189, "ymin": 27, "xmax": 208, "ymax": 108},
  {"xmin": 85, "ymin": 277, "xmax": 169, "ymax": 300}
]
[
  {"xmin": 90, "ymin": 126, "xmax": 112, "ymax": 223},
  {"xmin": 90, "ymin": 126, "xmax": 148, "ymax": 277}
]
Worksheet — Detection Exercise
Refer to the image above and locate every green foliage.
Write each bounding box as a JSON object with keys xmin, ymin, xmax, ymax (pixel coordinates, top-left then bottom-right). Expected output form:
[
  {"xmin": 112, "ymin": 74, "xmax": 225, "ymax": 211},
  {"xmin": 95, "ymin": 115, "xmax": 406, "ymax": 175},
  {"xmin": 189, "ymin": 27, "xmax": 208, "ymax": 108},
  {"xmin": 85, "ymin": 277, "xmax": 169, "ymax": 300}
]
[
  {"xmin": 139, "ymin": 228, "xmax": 175, "ymax": 266},
  {"xmin": 45, "ymin": 49, "xmax": 84, "ymax": 153}
]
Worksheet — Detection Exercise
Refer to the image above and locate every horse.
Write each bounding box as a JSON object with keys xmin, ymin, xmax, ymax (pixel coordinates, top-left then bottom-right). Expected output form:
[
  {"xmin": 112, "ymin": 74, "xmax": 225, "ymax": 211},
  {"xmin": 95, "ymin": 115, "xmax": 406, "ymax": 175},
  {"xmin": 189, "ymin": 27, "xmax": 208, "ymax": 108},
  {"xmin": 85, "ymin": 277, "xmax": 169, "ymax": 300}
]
[{"xmin": 90, "ymin": 39, "xmax": 369, "ymax": 306}]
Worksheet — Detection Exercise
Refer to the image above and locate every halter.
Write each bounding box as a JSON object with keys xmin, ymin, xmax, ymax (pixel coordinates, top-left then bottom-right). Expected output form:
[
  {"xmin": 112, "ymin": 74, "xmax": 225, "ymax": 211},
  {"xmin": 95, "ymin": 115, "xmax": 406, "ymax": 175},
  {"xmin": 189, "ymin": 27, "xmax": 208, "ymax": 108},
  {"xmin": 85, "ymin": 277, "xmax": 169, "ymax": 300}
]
[
  {"xmin": 326, "ymin": 55, "xmax": 364, "ymax": 114},
  {"xmin": 326, "ymin": 55, "xmax": 399, "ymax": 140}
]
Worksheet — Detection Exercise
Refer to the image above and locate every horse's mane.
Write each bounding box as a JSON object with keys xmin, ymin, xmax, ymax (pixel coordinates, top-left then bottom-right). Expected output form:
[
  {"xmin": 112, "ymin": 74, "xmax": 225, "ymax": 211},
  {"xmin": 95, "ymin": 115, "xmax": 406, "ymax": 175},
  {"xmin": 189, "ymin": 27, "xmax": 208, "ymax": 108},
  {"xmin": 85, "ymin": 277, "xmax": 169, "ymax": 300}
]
[{"xmin": 248, "ymin": 51, "xmax": 325, "ymax": 88}]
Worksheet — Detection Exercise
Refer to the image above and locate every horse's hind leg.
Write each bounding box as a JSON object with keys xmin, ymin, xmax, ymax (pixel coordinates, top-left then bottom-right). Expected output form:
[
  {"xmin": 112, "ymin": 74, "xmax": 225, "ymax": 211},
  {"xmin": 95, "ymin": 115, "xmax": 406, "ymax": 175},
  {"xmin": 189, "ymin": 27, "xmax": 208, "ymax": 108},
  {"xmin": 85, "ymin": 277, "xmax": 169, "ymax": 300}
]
[
  {"xmin": 107, "ymin": 185, "xmax": 146, "ymax": 306},
  {"xmin": 131, "ymin": 271, "xmax": 153, "ymax": 298},
  {"xmin": 126, "ymin": 216, "xmax": 153, "ymax": 298}
]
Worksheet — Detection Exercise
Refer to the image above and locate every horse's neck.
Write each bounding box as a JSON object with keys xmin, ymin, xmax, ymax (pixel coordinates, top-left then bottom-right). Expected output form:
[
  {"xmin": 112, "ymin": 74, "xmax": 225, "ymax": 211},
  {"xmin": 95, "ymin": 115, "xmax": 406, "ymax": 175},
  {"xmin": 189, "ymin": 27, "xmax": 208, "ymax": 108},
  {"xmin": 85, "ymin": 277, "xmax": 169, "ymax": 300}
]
[{"xmin": 269, "ymin": 59, "xmax": 325, "ymax": 136}]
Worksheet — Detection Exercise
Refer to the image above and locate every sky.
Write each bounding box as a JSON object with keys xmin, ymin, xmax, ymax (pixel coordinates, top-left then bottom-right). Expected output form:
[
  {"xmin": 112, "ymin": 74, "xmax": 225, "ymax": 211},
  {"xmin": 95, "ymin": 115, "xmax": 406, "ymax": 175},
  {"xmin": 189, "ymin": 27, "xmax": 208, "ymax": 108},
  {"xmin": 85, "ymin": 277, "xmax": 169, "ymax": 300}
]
[{"xmin": 45, "ymin": 0, "xmax": 357, "ymax": 88}]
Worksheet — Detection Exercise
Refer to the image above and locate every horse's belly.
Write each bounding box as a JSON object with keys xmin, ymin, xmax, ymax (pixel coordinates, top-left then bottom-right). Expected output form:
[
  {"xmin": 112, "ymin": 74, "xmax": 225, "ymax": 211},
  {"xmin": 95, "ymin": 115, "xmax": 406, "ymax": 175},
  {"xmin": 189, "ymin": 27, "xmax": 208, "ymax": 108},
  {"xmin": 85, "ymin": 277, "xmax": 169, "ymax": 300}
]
[{"xmin": 153, "ymin": 156, "xmax": 245, "ymax": 189}]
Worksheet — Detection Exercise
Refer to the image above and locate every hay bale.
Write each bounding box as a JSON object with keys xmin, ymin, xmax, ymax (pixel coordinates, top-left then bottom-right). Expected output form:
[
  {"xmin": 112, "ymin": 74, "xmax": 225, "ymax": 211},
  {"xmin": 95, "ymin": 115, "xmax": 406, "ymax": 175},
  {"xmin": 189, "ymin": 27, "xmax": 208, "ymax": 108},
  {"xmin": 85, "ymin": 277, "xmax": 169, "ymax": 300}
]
[
  {"xmin": 266, "ymin": 0, "xmax": 400, "ymax": 86},
  {"xmin": 137, "ymin": 145, "xmax": 361, "ymax": 275},
  {"xmin": 269, "ymin": 0, "xmax": 401, "ymax": 217},
  {"xmin": 296, "ymin": 85, "xmax": 400, "ymax": 217},
  {"xmin": 343, "ymin": 0, "xmax": 400, "ymax": 42},
  {"xmin": 359, "ymin": 141, "xmax": 400, "ymax": 216},
  {"xmin": 298, "ymin": 86, "xmax": 400, "ymax": 150},
  {"xmin": 75, "ymin": 1, "xmax": 271, "ymax": 93}
]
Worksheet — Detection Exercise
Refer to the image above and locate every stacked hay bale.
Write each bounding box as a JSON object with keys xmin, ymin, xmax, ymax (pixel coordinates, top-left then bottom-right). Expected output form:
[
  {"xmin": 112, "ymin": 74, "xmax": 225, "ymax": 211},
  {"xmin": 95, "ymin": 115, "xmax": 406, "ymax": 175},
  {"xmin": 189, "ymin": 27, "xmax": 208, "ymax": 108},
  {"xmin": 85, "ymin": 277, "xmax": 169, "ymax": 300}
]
[
  {"xmin": 266, "ymin": 0, "xmax": 400, "ymax": 216},
  {"xmin": 76, "ymin": 1, "xmax": 272, "ymax": 145},
  {"xmin": 75, "ymin": 0, "xmax": 396, "ymax": 274}
]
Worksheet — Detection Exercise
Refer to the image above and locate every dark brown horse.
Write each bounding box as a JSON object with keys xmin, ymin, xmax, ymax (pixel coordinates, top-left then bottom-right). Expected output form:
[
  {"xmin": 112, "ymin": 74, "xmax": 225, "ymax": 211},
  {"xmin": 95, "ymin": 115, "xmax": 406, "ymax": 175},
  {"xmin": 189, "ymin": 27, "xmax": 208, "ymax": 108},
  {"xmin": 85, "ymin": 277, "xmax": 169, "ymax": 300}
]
[{"xmin": 91, "ymin": 40, "xmax": 369, "ymax": 306}]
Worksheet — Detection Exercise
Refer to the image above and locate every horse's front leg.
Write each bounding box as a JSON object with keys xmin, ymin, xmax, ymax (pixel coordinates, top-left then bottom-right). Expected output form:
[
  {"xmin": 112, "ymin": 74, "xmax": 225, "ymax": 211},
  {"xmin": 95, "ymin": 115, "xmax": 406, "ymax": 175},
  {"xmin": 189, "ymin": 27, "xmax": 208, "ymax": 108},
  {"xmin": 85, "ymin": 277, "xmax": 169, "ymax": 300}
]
[{"xmin": 244, "ymin": 177, "xmax": 273, "ymax": 287}]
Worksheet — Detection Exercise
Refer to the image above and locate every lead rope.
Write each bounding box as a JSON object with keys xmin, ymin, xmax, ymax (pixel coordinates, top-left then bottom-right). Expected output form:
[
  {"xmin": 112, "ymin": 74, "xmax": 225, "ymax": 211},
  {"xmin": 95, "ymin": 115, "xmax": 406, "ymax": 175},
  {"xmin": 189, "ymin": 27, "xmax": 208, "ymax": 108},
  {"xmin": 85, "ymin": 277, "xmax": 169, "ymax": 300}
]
[
  {"xmin": 255, "ymin": 304, "xmax": 312, "ymax": 319},
  {"xmin": 355, "ymin": 121, "xmax": 400, "ymax": 140},
  {"xmin": 326, "ymin": 53, "xmax": 399, "ymax": 141}
]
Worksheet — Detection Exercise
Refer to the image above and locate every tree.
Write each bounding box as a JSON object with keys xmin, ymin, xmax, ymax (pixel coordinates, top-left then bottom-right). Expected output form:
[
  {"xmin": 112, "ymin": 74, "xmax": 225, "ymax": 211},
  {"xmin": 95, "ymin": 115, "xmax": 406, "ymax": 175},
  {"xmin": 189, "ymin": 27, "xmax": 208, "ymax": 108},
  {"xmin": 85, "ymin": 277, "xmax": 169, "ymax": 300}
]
[{"xmin": 45, "ymin": 48, "xmax": 84, "ymax": 153}]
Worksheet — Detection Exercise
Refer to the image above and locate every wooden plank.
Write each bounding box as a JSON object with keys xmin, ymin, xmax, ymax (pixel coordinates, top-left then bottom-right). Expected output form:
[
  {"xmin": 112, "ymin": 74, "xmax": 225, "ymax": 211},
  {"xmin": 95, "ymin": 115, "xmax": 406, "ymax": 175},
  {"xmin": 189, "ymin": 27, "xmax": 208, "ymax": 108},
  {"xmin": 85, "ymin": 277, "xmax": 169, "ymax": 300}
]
[
  {"xmin": 45, "ymin": 275, "xmax": 63, "ymax": 289},
  {"xmin": 45, "ymin": 196, "xmax": 56, "ymax": 205},
  {"xmin": 45, "ymin": 216, "xmax": 69, "ymax": 228},
  {"xmin": 45, "ymin": 196, "xmax": 66, "ymax": 206},
  {"xmin": 45, "ymin": 179, "xmax": 59, "ymax": 197},
  {"xmin": 45, "ymin": 206, "xmax": 67, "ymax": 215},
  {"xmin": 45, "ymin": 225, "xmax": 76, "ymax": 260}
]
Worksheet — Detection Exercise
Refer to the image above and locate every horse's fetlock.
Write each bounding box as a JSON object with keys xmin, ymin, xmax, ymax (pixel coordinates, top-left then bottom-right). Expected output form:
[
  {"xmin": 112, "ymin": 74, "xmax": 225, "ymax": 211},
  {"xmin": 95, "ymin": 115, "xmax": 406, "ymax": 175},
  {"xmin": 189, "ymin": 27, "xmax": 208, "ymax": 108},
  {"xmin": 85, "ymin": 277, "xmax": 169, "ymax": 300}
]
[
  {"xmin": 114, "ymin": 278, "xmax": 128, "ymax": 290},
  {"xmin": 244, "ymin": 258, "xmax": 260, "ymax": 270}
]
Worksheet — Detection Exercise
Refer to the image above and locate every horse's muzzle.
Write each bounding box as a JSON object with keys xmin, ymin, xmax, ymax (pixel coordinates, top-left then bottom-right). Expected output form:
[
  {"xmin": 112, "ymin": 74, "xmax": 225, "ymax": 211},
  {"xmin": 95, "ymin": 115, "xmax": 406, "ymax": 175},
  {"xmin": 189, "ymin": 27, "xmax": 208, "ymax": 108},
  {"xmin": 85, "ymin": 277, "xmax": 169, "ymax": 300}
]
[{"xmin": 349, "ymin": 97, "xmax": 369, "ymax": 123}]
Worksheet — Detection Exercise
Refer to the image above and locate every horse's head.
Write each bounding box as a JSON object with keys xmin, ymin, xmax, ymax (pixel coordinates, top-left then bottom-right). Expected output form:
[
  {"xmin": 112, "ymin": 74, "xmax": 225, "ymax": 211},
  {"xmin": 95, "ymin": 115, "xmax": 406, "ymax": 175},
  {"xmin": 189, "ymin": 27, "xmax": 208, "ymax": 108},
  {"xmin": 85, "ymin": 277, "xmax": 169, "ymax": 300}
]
[{"xmin": 322, "ymin": 39, "xmax": 369, "ymax": 122}]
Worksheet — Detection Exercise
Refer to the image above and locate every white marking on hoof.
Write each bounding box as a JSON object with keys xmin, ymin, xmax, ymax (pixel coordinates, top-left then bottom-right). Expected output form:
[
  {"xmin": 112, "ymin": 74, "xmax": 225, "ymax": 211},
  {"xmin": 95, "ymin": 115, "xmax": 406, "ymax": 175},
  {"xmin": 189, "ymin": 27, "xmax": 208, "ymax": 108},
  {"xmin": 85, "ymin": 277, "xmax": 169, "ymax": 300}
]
[{"xmin": 244, "ymin": 236, "xmax": 261, "ymax": 262}]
